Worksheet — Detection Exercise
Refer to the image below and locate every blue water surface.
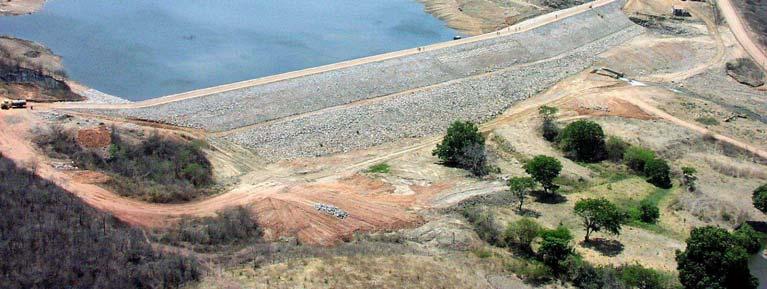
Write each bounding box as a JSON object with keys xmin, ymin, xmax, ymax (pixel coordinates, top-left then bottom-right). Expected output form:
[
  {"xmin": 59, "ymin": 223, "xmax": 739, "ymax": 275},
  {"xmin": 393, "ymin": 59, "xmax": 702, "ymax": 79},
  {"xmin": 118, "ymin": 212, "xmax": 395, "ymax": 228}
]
[{"xmin": 0, "ymin": 0, "xmax": 457, "ymax": 100}]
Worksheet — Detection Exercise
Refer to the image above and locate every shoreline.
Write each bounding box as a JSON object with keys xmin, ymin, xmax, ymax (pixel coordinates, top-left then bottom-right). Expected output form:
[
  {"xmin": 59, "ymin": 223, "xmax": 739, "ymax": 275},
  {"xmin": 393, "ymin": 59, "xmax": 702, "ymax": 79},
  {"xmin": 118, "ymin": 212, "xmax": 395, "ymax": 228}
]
[
  {"xmin": 417, "ymin": 0, "xmax": 552, "ymax": 36},
  {"xmin": 0, "ymin": 0, "xmax": 45, "ymax": 16}
]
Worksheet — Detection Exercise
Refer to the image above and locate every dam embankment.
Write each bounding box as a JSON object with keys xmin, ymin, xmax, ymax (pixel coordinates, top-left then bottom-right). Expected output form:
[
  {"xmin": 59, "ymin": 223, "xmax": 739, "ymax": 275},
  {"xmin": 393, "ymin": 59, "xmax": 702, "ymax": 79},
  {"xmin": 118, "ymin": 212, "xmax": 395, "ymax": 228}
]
[{"xmin": 79, "ymin": 0, "xmax": 644, "ymax": 161}]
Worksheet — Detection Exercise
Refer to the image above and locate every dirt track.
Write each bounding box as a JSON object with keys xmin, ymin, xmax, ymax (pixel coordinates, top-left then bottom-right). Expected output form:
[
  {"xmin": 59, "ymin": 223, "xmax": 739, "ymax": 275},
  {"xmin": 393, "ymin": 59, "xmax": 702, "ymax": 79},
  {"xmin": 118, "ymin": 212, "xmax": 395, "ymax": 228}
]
[{"xmin": 717, "ymin": 0, "xmax": 767, "ymax": 72}]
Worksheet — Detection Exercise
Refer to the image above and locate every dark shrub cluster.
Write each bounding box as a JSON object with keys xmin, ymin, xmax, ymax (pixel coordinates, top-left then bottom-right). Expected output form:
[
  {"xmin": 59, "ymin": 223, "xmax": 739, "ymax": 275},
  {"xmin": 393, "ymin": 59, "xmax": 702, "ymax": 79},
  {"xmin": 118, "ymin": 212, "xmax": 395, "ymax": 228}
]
[
  {"xmin": 622, "ymin": 146, "xmax": 672, "ymax": 188},
  {"xmin": 462, "ymin": 206, "xmax": 502, "ymax": 246},
  {"xmin": 753, "ymin": 183, "xmax": 767, "ymax": 214},
  {"xmin": 558, "ymin": 120, "xmax": 607, "ymax": 162},
  {"xmin": 35, "ymin": 126, "xmax": 215, "ymax": 203},
  {"xmin": 159, "ymin": 206, "xmax": 261, "ymax": 250},
  {"xmin": 676, "ymin": 226, "xmax": 759, "ymax": 289},
  {"xmin": 0, "ymin": 157, "xmax": 201, "ymax": 289}
]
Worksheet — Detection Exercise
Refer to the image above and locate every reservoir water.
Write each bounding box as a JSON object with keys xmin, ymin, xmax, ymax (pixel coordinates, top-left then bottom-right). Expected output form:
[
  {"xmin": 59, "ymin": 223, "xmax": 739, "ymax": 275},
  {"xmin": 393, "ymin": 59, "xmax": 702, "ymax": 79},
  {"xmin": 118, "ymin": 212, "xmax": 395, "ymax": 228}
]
[{"xmin": 0, "ymin": 0, "xmax": 457, "ymax": 101}]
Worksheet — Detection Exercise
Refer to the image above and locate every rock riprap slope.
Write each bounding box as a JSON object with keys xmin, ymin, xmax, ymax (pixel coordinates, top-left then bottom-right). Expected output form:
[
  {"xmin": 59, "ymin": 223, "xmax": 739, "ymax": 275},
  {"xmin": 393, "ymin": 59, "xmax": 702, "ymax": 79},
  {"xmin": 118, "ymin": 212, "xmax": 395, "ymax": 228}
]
[{"xmin": 84, "ymin": 1, "xmax": 644, "ymax": 161}]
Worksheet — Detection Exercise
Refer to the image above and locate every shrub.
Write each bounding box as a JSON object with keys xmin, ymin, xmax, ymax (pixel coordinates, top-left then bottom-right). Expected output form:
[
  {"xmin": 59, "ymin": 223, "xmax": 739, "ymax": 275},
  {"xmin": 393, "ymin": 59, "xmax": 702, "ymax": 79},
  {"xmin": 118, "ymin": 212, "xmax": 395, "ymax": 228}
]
[
  {"xmin": 508, "ymin": 177, "xmax": 536, "ymax": 211},
  {"xmin": 574, "ymin": 198, "xmax": 627, "ymax": 242},
  {"xmin": 161, "ymin": 206, "xmax": 261, "ymax": 249},
  {"xmin": 538, "ymin": 226, "xmax": 573, "ymax": 272},
  {"xmin": 617, "ymin": 264, "xmax": 670, "ymax": 289},
  {"xmin": 542, "ymin": 120, "xmax": 560, "ymax": 142},
  {"xmin": 524, "ymin": 155, "xmax": 562, "ymax": 194},
  {"xmin": 433, "ymin": 121, "xmax": 488, "ymax": 176},
  {"xmin": 558, "ymin": 120, "xmax": 606, "ymax": 162},
  {"xmin": 695, "ymin": 116, "xmax": 720, "ymax": 126},
  {"xmin": 539, "ymin": 106, "xmax": 560, "ymax": 142},
  {"xmin": 506, "ymin": 258, "xmax": 552, "ymax": 283},
  {"xmin": 462, "ymin": 206, "xmax": 501, "ymax": 246},
  {"xmin": 624, "ymin": 146, "xmax": 655, "ymax": 173},
  {"xmin": 638, "ymin": 199, "xmax": 660, "ymax": 223},
  {"xmin": 367, "ymin": 163, "xmax": 391, "ymax": 173},
  {"xmin": 733, "ymin": 224, "xmax": 763, "ymax": 254},
  {"xmin": 503, "ymin": 218, "xmax": 542, "ymax": 252},
  {"xmin": 35, "ymin": 127, "xmax": 215, "ymax": 203},
  {"xmin": 605, "ymin": 136, "xmax": 629, "ymax": 162},
  {"xmin": 681, "ymin": 166, "xmax": 698, "ymax": 192},
  {"xmin": 753, "ymin": 184, "xmax": 767, "ymax": 214},
  {"xmin": 676, "ymin": 226, "xmax": 758, "ymax": 289},
  {"xmin": 644, "ymin": 158, "xmax": 672, "ymax": 189}
]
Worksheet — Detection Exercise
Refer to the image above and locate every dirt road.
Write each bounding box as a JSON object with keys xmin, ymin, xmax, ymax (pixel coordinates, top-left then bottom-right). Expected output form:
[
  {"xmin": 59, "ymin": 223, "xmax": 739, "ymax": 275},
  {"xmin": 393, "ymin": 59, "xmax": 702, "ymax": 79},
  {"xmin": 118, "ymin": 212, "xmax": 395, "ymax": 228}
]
[
  {"xmin": 716, "ymin": 0, "xmax": 767, "ymax": 72},
  {"xmin": 49, "ymin": 0, "xmax": 617, "ymax": 110}
]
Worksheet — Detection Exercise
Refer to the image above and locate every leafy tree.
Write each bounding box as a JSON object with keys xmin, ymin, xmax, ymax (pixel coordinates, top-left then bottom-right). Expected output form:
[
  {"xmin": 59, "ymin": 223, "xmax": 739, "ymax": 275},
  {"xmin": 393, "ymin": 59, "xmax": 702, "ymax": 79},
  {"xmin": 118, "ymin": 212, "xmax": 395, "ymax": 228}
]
[
  {"xmin": 503, "ymin": 218, "xmax": 542, "ymax": 253},
  {"xmin": 638, "ymin": 199, "xmax": 660, "ymax": 223},
  {"xmin": 676, "ymin": 226, "xmax": 758, "ymax": 289},
  {"xmin": 605, "ymin": 136, "xmax": 629, "ymax": 162},
  {"xmin": 644, "ymin": 158, "xmax": 672, "ymax": 189},
  {"xmin": 558, "ymin": 120, "xmax": 606, "ymax": 162},
  {"xmin": 624, "ymin": 146, "xmax": 655, "ymax": 173},
  {"xmin": 433, "ymin": 121, "xmax": 488, "ymax": 176},
  {"xmin": 524, "ymin": 155, "xmax": 562, "ymax": 194},
  {"xmin": 753, "ymin": 183, "xmax": 767, "ymax": 214},
  {"xmin": 538, "ymin": 225, "xmax": 574, "ymax": 272},
  {"xmin": 574, "ymin": 198, "xmax": 627, "ymax": 242},
  {"xmin": 509, "ymin": 177, "xmax": 536, "ymax": 211},
  {"xmin": 733, "ymin": 224, "xmax": 763, "ymax": 254}
]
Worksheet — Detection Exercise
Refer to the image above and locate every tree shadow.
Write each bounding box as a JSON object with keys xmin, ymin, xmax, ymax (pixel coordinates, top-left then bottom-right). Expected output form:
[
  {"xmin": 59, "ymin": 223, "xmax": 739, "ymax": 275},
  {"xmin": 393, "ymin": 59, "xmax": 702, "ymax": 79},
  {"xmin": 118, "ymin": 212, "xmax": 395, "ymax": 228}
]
[
  {"xmin": 745, "ymin": 221, "xmax": 767, "ymax": 233},
  {"xmin": 516, "ymin": 208, "xmax": 542, "ymax": 218},
  {"xmin": 530, "ymin": 190, "xmax": 567, "ymax": 204},
  {"xmin": 580, "ymin": 238, "xmax": 625, "ymax": 257}
]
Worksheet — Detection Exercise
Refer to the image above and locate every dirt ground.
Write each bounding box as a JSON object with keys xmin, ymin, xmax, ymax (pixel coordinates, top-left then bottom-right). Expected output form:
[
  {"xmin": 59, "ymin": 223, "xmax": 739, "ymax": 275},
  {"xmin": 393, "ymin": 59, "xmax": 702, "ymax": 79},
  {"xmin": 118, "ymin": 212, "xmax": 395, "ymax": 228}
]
[
  {"xmin": 0, "ymin": 0, "xmax": 44, "ymax": 16},
  {"xmin": 418, "ymin": 0, "xmax": 552, "ymax": 35}
]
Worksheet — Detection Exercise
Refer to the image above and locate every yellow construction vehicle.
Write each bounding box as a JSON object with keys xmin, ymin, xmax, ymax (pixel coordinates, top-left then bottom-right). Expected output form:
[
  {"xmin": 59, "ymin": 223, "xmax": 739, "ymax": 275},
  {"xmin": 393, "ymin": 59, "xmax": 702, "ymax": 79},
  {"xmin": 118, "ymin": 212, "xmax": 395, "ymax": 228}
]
[{"xmin": 1, "ymin": 98, "xmax": 26, "ymax": 110}]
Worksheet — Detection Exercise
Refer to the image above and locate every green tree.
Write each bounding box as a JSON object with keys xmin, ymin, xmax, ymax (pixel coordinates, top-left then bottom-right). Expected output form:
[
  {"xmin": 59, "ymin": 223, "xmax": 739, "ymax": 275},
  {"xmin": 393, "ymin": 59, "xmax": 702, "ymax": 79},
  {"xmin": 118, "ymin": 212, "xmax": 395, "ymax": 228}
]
[
  {"xmin": 605, "ymin": 136, "xmax": 629, "ymax": 162},
  {"xmin": 508, "ymin": 177, "xmax": 536, "ymax": 211},
  {"xmin": 617, "ymin": 264, "xmax": 670, "ymax": 289},
  {"xmin": 503, "ymin": 218, "xmax": 542, "ymax": 253},
  {"xmin": 638, "ymin": 199, "xmax": 660, "ymax": 223},
  {"xmin": 676, "ymin": 226, "xmax": 758, "ymax": 289},
  {"xmin": 558, "ymin": 120, "xmax": 606, "ymax": 162},
  {"xmin": 733, "ymin": 224, "xmax": 763, "ymax": 254},
  {"xmin": 433, "ymin": 121, "xmax": 488, "ymax": 176},
  {"xmin": 537, "ymin": 225, "xmax": 573, "ymax": 272},
  {"xmin": 753, "ymin": 183, "xmax": 767, "ymax": 214},
  {"xmin": 574, "ymin": 198, "xmax": 627, "ymax": 242},
  {"xmin": 624, "ymin": 146, "xmax": 655, "ymax": 173},
  {"xmin": 644, "ymin": 158, "xmax": 672, "ymax": 189},
  {"xmin": 524, "ymin": 155, "xmax": 562, "ymax": 194}
]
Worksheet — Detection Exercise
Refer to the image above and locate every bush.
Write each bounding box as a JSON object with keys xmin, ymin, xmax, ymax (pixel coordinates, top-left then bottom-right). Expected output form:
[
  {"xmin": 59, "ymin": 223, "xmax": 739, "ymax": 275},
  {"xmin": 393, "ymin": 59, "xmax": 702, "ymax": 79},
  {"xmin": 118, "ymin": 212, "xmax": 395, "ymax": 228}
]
[
  {"xmin": 623, "ymin": 146, "xmax": 655, "ymax": 173},
  {"xmin": 160, "ymin": 206, "xmax": 261, "ymax": 249},
  {"xmin": 35, "ymin": 127, "xmax": 215, "ymax": 203},
  {"xmin": 433, "ymin": 121, "xmax": 488, "ymax": 176},
  {"xmin": 508, "ymin": 177, "xmax": 536, "ymax": 211},
  {"xmin": 605, "ymin": 136, "xmax": 629, "ymax": 162},
  {"xmin": 462, "ymin": 206, "xmax": 501, "ymax": 246},
  {"xmin": 695, "ymin": 116, "xmax": 720, "ymax": 126},
  {"xmin": 524, "ymin": 155, "xmax": 562, "ymax": 194},
  {"xmin": 538, "ymin": 226, "xmax": 574, "ymax": 272},
  {"xmin": 367, "ymin": 163, "xmax": 391, "ymax": 173},
  {"xmin": 617, "ymin": 264, "xmax": 670, "ymax": 289},
  {"xmin": 753, "ymin": 184, "xmax": 767, "ymax": 214},
  {"xmin": 506, "ymin": 259, "xmax": 552, "ymax": 283},
  {"xmin": 503, "ymin": 218, "xmax": 542, "ymax": 252},
  {"xmin": 676, "ymin": 226, "xmax": 758, "ymax": 289},
  {"xmin": 644, "ymin": 158, "xmax": 672, "ymax": 189},
  {"xmin": 638, "ymin": 199, "xmax": 660, "ymax": 223},
  {"xmin": 558, "ymin": 120, "xmax": 606, "ymax": 162},
  {"xmin": 733, "ymin": 224, "xmax": 763, "ymax": 254}
]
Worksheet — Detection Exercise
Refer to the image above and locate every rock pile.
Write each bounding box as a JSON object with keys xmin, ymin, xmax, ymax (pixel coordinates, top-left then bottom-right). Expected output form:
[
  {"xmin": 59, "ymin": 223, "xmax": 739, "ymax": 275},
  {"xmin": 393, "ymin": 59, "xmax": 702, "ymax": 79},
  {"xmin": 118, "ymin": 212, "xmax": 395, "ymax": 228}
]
[{"xmin": 314, "ymin": 203, "xmax": 349, "ymax": 219}]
